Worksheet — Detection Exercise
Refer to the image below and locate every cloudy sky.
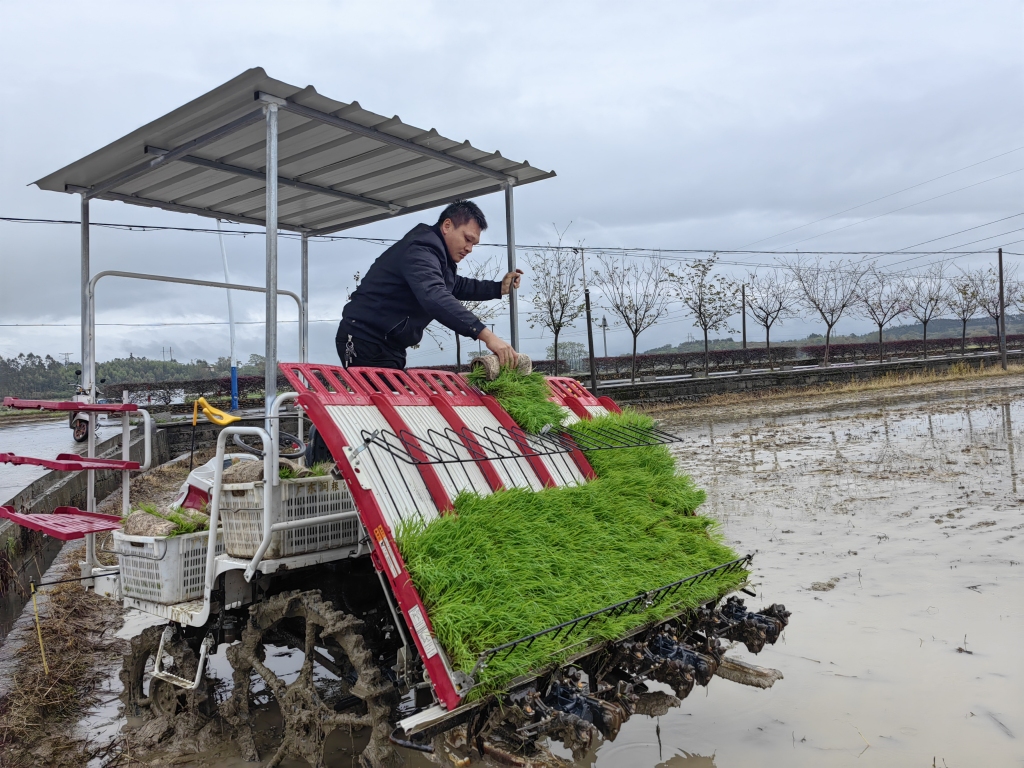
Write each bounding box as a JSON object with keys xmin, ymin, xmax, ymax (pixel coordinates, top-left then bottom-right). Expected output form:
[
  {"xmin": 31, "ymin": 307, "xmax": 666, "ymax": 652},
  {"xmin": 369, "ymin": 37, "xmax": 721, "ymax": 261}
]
[{"xmin": 1, "ymin": 0, "xmax": 1021, "ymax": 367}]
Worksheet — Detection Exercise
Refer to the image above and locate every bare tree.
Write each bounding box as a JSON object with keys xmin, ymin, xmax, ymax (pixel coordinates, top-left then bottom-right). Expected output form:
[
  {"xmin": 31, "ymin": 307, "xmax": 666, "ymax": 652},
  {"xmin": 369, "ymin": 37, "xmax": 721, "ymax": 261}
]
[
  {"xmin": 526, "ymin": 234, "xmax": 585, "ymax": 376},
  {"xmin": 970, "ymin": 265, "xmax": 1020, "ymax": 339},
  {"xmin": 453, "ymin": 256, "xmax": 502, "ymax": 371},
  {"xmin": 745, "ymin": 268, "xmax": 799, "ymax": 369},
  {"xmin": 856, "ymin": 264, "xmax": 908, "ymax": 362},
  {"xmin": 900, "ymin": 263, "xmax": 947, "ymax": 358},
  {"xmin": 592, "ymin": 254, "xmax": 670, "ymax": 383},
  {"xmin": 947, "ymin": 270, "xmax": 982, "ymax": 354},
  {"xmin": 669, "ymin": 255, "xmax": 739, "ymax": 374},
  {"xmin": 784, "ymin": 256, "xmax": 865, "ymax": 366}
]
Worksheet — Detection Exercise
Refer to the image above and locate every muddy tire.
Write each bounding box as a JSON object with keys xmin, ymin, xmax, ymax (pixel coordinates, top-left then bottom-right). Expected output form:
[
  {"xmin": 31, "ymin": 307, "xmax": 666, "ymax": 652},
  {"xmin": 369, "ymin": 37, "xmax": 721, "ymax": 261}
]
[
  {"xmin": 119, "ymin": 623, "xmax": 218, "ymax": 744},
  {"xmin": 220, "ymin": 589, "xmax": 400, "ymax": 768}
]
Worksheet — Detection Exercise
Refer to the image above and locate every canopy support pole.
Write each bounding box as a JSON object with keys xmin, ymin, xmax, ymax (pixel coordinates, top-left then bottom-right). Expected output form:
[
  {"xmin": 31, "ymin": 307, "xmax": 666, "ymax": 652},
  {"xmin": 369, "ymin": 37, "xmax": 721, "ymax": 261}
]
[
  {"xmin": 80, "ymin": 194, "xmax": 96, "ymax": 515},
  {"xmin": 298, "ymin": 231, "xmax": 309, "ymax": 447},
  {"xmin": 300, "ymin": 233, "xmax": 309, "ymax": 364},
  {"xmin": 264, "ymin": 103, "xmax": 279, "ymax": 435},
  {"xmin": 504, "ymin": 183, "xmax": 519, "ymax": 350}
]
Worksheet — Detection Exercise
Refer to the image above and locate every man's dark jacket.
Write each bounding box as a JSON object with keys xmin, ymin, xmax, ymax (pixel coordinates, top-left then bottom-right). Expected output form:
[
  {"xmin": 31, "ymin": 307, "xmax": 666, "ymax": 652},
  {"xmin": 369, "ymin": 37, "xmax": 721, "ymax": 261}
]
[{"xmin": 337, "ymin": 223, "xmax": 501, "ymax": 355}]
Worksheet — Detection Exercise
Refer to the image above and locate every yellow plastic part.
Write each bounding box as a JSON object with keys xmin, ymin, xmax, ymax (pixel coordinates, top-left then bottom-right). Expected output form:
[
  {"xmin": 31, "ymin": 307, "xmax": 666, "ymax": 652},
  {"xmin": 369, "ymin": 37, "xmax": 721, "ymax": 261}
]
[{"xmin": 192, "ymin": 396, "xmax": 241, "ymax": 427}]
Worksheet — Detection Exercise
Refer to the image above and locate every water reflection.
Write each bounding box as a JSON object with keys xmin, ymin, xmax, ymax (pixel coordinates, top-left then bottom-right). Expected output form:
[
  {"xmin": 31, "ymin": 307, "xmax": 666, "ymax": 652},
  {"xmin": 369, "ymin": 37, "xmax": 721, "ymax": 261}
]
[{"xmin": 656, "ymin": 752, "xmax": 717, "ymax": 767}]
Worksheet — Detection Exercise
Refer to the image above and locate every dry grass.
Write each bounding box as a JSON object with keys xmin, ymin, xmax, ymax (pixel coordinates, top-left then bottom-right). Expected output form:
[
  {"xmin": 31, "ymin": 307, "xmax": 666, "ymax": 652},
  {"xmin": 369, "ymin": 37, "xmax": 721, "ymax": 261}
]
[
  {"xmin": 639, "ymin": 361, "xmax": 1024, "ymax": 416},
  {"xmin": 0, "ymin": 546, "xmax": 127, "ymax": 768}
]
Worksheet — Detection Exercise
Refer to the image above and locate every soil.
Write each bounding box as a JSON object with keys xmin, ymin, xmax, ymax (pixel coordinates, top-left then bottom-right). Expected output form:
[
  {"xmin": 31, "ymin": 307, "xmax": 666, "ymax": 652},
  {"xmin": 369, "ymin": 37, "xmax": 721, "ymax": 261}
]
[{"xmin": 6, "ymin": 377, "xmax": 1023, "ymax": 767}]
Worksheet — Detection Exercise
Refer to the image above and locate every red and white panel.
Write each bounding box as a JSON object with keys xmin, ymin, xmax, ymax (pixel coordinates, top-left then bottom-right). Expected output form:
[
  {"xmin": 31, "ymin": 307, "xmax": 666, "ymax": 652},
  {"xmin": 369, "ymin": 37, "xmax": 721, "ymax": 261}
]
[
  {"xmin": 409, "ymin": 369, "xmax": 587, "ymax": 489},
  {"xmin": 279, "ymin": 364, "xmax": 440, "ymax": 530},
  {"xmin": 546, "ymin": 376, "xmax": 619, "ymax": 421}
]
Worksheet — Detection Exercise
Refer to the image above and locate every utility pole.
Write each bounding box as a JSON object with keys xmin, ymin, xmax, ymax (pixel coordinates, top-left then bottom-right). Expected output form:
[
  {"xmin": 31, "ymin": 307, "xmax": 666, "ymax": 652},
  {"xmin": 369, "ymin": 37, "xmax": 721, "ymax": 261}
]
[
  {"xmin": 741, "ymin": 284, "xmax": 747, "ymax": 350},
  {"xmin": 600, "ymin": 316, "xmax": 608, "ymax": 357},
  {"xmin": 999, "ymin": 247, "xmax": 1007, "ymax": 370},
  {"xmin": 59, "ymin": 352, "xmax": 72, "ymax": 367},
  {"xmin": 577, "ymin": 247, "xmax": 599, "ymax": 393}
]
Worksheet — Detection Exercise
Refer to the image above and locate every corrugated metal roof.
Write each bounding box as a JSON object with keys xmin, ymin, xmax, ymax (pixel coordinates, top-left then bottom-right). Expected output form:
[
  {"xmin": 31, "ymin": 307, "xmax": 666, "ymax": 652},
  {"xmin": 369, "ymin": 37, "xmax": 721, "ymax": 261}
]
[{"xmin": 34, "ymin": 68, "xmax": 554, "ymax": 235}]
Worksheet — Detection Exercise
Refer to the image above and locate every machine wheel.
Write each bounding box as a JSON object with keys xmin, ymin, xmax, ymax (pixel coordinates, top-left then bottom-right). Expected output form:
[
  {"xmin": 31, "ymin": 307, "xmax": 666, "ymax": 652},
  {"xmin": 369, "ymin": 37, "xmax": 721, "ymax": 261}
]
[
  {"xmin": 72, "ymin": 418, "xmax": 89, "ymax": 443},
  {"xmin": 119, "ymin": 624, "xmax": 218, "ymax": 737},
  {"xmin": 220, "ymin": 590, "xmax": 399, "ymax": 768}
]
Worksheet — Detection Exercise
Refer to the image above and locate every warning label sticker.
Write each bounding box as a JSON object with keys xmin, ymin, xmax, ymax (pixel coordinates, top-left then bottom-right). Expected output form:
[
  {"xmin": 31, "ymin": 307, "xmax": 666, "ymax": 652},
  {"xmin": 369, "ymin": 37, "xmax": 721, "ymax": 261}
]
[
  {"xmin": 373, "ymin": 525, "xmax": 401, "ymax": 578},
  {"xmin": 407, "ymin": 605, "xmax": 438, "ymax": 658}
]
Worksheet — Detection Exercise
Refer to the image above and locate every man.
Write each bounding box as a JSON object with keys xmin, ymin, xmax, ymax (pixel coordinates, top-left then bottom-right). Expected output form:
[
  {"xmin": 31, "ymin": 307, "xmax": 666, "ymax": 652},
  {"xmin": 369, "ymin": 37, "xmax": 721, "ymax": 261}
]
[{"xmin": 336, "ymin": 200, "xmax": 521, "ymax": 370}]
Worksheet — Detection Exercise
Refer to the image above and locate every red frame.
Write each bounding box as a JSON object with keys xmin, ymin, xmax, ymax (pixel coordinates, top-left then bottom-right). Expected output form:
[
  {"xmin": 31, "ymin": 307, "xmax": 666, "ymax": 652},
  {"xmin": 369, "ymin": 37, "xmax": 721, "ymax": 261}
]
[
  {"xmin": 545, "ymin": 376, "xmax": 601, "ymax": 406},
  {"xmin": 0, "ymin": 505, "xmax": 122, "ymax": 540},
  {"xmin": 284, "ymin": 366, "xmax": 464, "ymax": 708},
  {"xmin": 0, "ymin": 453, "xmax": 140, "ymax": 472},
  {"xmin": 3, "ymin": 397, "xmax": 138, "ymax": 413}
]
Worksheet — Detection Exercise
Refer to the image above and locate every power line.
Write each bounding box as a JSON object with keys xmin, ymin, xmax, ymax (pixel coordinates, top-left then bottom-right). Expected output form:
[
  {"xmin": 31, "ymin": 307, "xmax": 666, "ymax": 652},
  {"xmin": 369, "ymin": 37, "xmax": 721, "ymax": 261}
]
[
  {"xmin": 0, "ymin": 215, "xmax": 1010, "ymax": 256},
  {"xmin": 736, "ymin": 145, "xmax": 1024, "ymax": 249},
  {"xmin": 768, "ymin": 167, "xmax": 1024, "ymax": 251}
]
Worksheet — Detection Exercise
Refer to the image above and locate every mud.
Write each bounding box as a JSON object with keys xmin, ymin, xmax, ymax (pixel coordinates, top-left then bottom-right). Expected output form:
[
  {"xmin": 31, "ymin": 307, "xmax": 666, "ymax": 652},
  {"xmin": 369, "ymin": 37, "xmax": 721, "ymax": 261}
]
[{"xmin": 37, "ymin": 377, "xmax": 1024, "ymax": 766}]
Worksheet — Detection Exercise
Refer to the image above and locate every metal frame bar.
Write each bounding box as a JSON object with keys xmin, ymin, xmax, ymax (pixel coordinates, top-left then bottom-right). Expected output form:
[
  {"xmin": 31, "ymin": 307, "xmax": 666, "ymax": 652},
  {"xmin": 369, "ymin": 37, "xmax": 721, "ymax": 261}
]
[
  {"xmin": 257, "ymin": 92, "xmax": 514, "ymax": 183},
  {"xmin": 207, "ymin": 426, "xmax": 274, "ymax": 589},
  {"xmin": 504, "ymin": 183, "xmax": 519, "ymax": 349},
  {"xmin": 360, "ymin": 424, "xmax": 577, "ymax": 466},
  {"xmin": 143, "ymin": 146, "xmax": 400, "ymax": 212},
  {"xmin": 66, "ymin": 185, "xmax": 308, "ymax": 233},
  {"xmin": 78, "ymin": 109, "xmax": 266, "ymax": 200},
  {"xmin": 79, "ymin": 194, "xmax": 96, "ymax": 516},
  {"xmin": 85, "ymin": 270, "xmax": 303, "ymax": 401},
  {"xmin": 306, "ymin": 181, "xmax": 514, "ymax": 236},
  {"xmin": 265, "ymin": 104, "xmax": 279, "ymax": 435}
]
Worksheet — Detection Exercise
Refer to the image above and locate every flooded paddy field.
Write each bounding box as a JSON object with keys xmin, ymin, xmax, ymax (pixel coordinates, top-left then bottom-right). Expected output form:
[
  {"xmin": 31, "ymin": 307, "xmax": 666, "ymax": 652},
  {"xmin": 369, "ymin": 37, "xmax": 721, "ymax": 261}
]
[
  {"xmin": 8, "ymin": 377, "xmax": 1022, "ymax": 767},
  {"xmin": 610, "ymin": 377, "xmax": 1023, "ymax": 768}
]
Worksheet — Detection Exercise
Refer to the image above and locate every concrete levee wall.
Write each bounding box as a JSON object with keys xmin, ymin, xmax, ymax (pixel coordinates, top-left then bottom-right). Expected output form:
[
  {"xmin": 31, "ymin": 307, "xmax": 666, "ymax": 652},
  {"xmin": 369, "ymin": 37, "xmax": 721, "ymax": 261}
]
[{"xmin": 600, "ymin": 351, "xmax": 1022, "ymax": 404}]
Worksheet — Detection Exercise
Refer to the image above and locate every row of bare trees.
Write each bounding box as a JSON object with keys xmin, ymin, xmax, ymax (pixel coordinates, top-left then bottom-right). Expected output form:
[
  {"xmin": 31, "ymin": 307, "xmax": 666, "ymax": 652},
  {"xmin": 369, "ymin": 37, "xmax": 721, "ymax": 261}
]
[{"xmin": 448, "ymin": 238, "xmax": 1020, "ymax": 383}]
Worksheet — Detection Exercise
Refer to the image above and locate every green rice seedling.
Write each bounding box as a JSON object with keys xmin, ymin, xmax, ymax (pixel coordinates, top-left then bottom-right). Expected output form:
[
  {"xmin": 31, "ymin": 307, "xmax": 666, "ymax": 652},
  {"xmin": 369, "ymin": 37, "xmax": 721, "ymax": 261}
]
[
  {"xmin": 308, "ymin": 461, "xmax": 334, "ymax": 477},
  {"xmin": 278, "ymin": 465, "xmax": 299, "ymax": 480},
  {"xmin": 465, "ymin": 366, "xmax": 566, "ymax": 434},
  {"xmin": 397, "ymin": 370, "xmax": 745, "ymax": 694}
]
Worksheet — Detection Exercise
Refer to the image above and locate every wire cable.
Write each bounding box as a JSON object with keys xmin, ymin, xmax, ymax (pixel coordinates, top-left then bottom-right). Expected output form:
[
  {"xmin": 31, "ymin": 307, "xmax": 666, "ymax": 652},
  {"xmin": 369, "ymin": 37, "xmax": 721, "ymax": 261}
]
[{"xmin": 735, "ymin": 145, "xmax": 1024, "ymax": 249}]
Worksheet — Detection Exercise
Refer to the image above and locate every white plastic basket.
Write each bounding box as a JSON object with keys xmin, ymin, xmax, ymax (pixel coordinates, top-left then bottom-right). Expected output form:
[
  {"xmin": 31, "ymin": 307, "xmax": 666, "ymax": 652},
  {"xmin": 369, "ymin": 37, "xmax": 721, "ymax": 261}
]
[
  {"xmin": 219, "ymin": 475, "xmax": 358, "ymax": 559},
  {"xmin": 114, "ymin": 529, "xmax": 224, "ymax": 605}
]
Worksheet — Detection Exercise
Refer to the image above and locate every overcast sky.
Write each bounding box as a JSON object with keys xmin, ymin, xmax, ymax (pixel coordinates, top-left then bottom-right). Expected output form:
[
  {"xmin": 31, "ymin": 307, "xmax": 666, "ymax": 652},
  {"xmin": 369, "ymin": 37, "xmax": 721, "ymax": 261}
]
[{"xmin": 1, "ymin": 0, "xmax": 1021, "ymax": 367}]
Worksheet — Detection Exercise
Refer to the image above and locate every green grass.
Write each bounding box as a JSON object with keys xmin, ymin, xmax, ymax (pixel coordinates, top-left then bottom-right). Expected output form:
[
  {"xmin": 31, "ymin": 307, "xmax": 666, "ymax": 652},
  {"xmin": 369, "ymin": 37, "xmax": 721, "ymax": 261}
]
[
  {"xmin": 396, "ymin": 377, "xmax": 745, "ymax": 695},
  {"xmin": 466, "ymin": 366, "xmax": 567, "ymax": 434}
]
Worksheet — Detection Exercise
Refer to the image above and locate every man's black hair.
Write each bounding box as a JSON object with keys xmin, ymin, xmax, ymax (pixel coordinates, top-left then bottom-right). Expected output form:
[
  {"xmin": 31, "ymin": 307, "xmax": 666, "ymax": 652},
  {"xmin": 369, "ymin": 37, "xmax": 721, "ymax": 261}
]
[{"xmin": 436, "ymin": 200, "xmax": 488, "ymax": 231}]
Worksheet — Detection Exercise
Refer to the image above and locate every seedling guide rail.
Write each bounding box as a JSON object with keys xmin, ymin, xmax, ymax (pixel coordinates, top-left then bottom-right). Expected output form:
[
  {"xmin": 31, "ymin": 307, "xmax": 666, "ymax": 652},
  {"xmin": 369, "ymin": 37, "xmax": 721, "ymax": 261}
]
[{"xmin": 469, "ymin": 555, "xmax": 753, "ymax": 679}]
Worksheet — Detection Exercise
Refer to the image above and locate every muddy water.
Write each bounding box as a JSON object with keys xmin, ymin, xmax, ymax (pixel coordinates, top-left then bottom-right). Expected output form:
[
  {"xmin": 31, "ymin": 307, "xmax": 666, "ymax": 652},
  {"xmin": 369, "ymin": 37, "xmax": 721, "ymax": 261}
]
[
  {"xmin": 73, "ymin": 380, "xmax": 1023, "ymax": 767},
  {"xmin": 593, "ymin": 380, "xmax": 1023, "ymax": 768}
]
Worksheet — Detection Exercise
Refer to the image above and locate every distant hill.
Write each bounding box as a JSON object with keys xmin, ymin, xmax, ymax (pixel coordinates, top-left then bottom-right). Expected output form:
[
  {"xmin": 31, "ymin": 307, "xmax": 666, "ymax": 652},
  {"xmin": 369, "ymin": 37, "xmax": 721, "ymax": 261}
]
[{"xmin": 0, "ymin": 353, "xmax": 269, "ymax": 400}]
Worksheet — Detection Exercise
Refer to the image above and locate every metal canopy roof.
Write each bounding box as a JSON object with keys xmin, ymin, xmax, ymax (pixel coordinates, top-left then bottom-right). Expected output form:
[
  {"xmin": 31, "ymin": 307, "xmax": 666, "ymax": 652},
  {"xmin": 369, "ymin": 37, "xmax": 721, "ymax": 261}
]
[{"xmin": 34, "ymin": 68, "xmax": 554, "ymax": 236}]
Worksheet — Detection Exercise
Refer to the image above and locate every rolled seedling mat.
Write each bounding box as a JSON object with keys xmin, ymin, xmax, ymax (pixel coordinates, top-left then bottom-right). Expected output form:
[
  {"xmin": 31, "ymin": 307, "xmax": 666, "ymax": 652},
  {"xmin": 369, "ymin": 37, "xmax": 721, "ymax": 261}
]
[{"xmin": 471, "ymin": 353, "xmax": 533, "ymax": 381}]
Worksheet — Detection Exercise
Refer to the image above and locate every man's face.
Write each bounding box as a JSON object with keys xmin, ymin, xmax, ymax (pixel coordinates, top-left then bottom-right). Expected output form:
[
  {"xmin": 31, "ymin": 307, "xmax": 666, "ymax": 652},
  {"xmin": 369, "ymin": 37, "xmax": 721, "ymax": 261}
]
[{"xmin": 440, "ymin": 219, "xmax": 482, "ymax": 263}]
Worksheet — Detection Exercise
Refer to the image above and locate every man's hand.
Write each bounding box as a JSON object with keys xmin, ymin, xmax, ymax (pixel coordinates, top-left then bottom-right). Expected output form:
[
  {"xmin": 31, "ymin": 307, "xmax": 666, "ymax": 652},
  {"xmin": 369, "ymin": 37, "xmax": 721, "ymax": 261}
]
[
  {"xmin": 478, "ymin": 328, "xmax": 518, "ymax": 367},
  {"xmin": 500, "ymin": 269, "xmax": 524, "ymax": 296}
]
